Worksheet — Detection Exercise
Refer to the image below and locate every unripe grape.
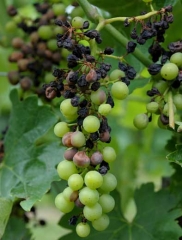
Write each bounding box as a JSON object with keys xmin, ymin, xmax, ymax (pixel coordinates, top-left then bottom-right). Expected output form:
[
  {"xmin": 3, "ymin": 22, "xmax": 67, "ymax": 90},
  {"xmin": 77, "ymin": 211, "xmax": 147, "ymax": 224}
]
[
  {"xmin": 62, "ymin": 132, "xmax": 73, "ymax": 147},
  {"xmin": 133, "ymin": 113, "xmax": 149, "ymax": 130},
  {"xmin": 173, "ymin": 94, "xmax": 182, "ymax": 110},
  {"xmin": 60, "ymin": 99, "xmax": 78, "ymax": 116},
  {"xmin": 79, "ymin": 40, "xmax": 90, "ymax": 47},
  {"xmin": 38, "ymin": 25, "xmax": 53, "ymax": 40},
  {"xmin": 111, "ymin": 81, "xmax": 129, "ymax": 100},
  {"xmin": 160, "ymin": 62, "xmax": 179, "ymax": 80},
  {"xmin": 98, "ymin": 104, "xmax": 112, "ymax": 116},
  {"xmin": 84, "ymin": 171, "xmax": 103, "ymax": 189},
  {"xmin": 52, "ymin": 3, "xmax": 66, "ymax": 16},
  {"xmin": 71, "ymin": 131, "xmax": 86, "ymax": 148},
  {"xmin": 99, "ymin": 194, "xmax": 115, "ymax": 213},
  {"xmin": 71, "ymin": 6, "xmax": 85, "ymax": 19},
  {"xmin": 55, "ymin": 193, "xmax": 74, "ymax": 213},
  {"xmin": 102, "ymin": 147, "xmax": 116, "ymax": 163},
  {"xmin": 73, "ymin": 151, "xmax": 90, "ymax": 168},
  {"xmin": 54, "ymin": 122, "xmax": 70, "ymax": 137},
  {"xmin": 83, "ymin": 115, "xmax": 100, "ymax": 133},
  {"xmin": 47, "ymin": 39, "xmax": 57, "ymax": 51},
  {"xmin": 72, "ymin": 16, "xmax": 84, "ymax": 29},
  {"xmin": 170, "ymin": 52, "xmax": 182, "ymax": 68},
  {"xmin": 68, "ymin": 174, "xmax": 84, "ymax": 191},
  {"xmin": 110, "ymin": 69, "xmax": 125, "ymax": 81},
  {"xmin": 90, "ymin": 151, "xmax": 103, "ymax": 166},
  {"xmin": 153, "ymin": 80, "xmax": 168, "ymax": 94},
  {"xmin": 92, "ymin": 214, "xmax": 110, "ymax": 231},
  {"xmin": 83, "ymin": 203, "xmax": 102, "ymax": 221},
  {"xmin": 162, "ymin": 103, "xmax": 176, "ymax": 116},
  {"xmin": 63, "ymin": 187, "xmax": 78, "ymax": 202},
  {"xmin": 76, "ymin": 222, "xmax": 90, "ymax": 238},
  {"xmin": 91, "ymin": 89, "xmax": 106, "ymax": 105},
  {"xmin": 146, "ymin": 102, "xmax": 159, "ymax": 113},
  {"xmin": 64, "ymin": 148, "xmax": 78, "ymax": 161},
  {"xmin": 57, "ymin": 160, "xmax": 78, "ymax": 180},
  {"xmin": 99, "ymin": 173, "xmax": 117, "ymax": 192},
  {"xmin": 79, "ymin": 187, "xmax": 99, "ymax": 206}
]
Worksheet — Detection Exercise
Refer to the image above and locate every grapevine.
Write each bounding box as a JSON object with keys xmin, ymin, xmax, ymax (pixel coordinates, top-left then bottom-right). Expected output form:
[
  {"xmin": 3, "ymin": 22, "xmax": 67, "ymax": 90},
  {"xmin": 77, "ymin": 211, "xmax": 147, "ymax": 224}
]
[{"xmin": 1, "ymin": 0, "xmax": 182, "ymax": 239}]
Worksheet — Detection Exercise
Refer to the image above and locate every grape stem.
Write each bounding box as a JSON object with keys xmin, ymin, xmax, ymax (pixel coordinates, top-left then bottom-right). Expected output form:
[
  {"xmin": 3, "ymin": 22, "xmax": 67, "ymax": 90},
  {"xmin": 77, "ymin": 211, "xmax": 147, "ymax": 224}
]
[
  {"xmin": 77, "ymin": 0, "xmax": 154, "ymax": 67},
  {"xmin": 168, "ymin": 91, "xmax": 175, "ymax": 129}
]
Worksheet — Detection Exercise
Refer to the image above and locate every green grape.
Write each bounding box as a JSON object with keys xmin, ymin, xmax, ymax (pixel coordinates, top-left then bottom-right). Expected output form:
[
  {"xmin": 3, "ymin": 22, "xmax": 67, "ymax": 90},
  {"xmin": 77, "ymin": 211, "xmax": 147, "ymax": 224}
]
[
  {"xmin": 52, "ymin": 3, "xmax": 66, "ymax": 16},
  {"xmin": 84, "ymin": 171, "xmax": 103, "ymax": 189},
  {"xmin": 99, "ymin": 173, "xmax": 117, "ymax": 192},
  {"xmin": 55, "ymin": 193, "xmax": 74, "ymax": 213},
  {"xmin": 146, "ymin": 102, "xmax": 159, "ymax": 113},
  {"xmin": 99, "ymin": 194, "xmax": 115, "ymax": 213},
  {"xmin": 57, "ymin": 160, "xmax": 78, "ymax": 180},
  {"xmin": 98, "ymin": 104, "xmax": 112, "ymax": 116},
  {"xmin": 79, "ymin": 40, "xmax": 90, "ymax": 47},
  {"xmin": 110, "ymin": 69, "xmax": 125, "ymax": 81},
  {"xmin": 170, "ymin": 52, "xmax": 182, "ymax": 68},
  {"xmin": 79, "ymin": 187, "xmax": 99, "ymax": 206},
  {"xmin": 83, "ymin": 115, "xmax": 100, "ymax": 133},
  {"xmin": 173, "ymin": 94, "xmax": 182, "ymax": 110},
  {"xmin": 45, "ymin": 72, "xmax": 53, "ymax": 83},
  {"xmin": 160, "ymin": 62, "xmax": 179, "ymax": 80},
  {"xmin": 62, "ymin": 187, "xmax": 74, "ymax": 201},
  {"xmin": 162, "ymin": 103, "xmax": 176, "ymax": 116},
  {"xmin": 5, "ymin": 21, "xmax": 17, "ymax": 32},
  {"xmin": 111, "ymin": 82, "xmax": 129, "ymax": 100},
  {"xmin": 83, "ymin": 203, "xmax": 102, "ymax": 221},
  {"xmin": 90, "ymin": 89, "xmax": 106, "ymax": 105},
  {"xmin": 133, "ymin": 113, "xmax": 149, "ymax": 130},
  {"xmin": 92, "ymin": 214, "xmax": 110, "ymax": 231},
  {"xmin": 76, "ymin": 222, "xmax": 90, "ymax": 238},
  {"xmin": 102, "ymin": 147, "xmax": 116, "ymax": 163},
  {"xmin": 60, "ymin": 99, "xmax": 78, "ymax": 116},
  {"xmin": 68, "ymin": 174, "xmax": 84, "ymax": 191},
  {"xmin": 38, "ymin": 25, "xmax": 53, "ymax": 40},
  {"xmin": 72, "ymin": 16, "xmax": 84, "ymax": 29},
  {"xmin": 153, "ymin": 80, "xmax": 168, "ymax": 94},
  {"xmin": 47, "ymin": 39, "xmax": 57, "ymax": 51},
  {"xmin": 54, "ymin": 122, "xmax": 70, "ymax": 137},
  {"xmin": 71, "ymin": 6, "xmax": 85, "ymax": 19},
  {"xmin": 71, "ymin": 131, "xmax": 86, "ymax": 148}
]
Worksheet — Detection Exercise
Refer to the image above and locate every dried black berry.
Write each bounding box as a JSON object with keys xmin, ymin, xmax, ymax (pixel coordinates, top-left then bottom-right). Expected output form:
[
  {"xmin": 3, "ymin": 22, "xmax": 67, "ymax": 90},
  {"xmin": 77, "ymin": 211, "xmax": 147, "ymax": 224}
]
[
  {"xmin": 69, "ymin": 216, "xmax": 78, "ymax": 226},
  {"xmin": 126, "ymin": 41, "xmax": 137, "ymax": 53},
  {"xmin": 104, "ymin": 47, "xmax": 114, "ymax": 55},
  {"xmin": 148, "ymin": 64, "xmax": 162, "ymax": 75}
]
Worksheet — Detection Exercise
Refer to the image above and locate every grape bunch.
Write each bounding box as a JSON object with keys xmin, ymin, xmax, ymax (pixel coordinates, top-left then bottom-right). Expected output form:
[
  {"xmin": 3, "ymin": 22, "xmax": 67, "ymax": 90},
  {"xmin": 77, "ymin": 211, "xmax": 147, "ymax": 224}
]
[
  {"xmin": 44, "ymin": 16, "xmax": 137, "ymax": 237},
  {"xmin": 6, "ymin": 1, "xmax": 69, "ymax": 98}
]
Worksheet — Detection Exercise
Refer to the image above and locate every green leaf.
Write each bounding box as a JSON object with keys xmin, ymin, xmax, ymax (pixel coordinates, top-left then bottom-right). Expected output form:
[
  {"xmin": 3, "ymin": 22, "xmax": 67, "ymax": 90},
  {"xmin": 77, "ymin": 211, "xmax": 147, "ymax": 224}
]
[
  {"xmin": 2, "ymin": 216, "xmax": 31, "ymax": 240},
  {"xmin": 0, "ymin": 198, "xmax": 13, "ymax": 239},
  {"xmin": 167, "ymin": 144, "xmax": 182, "ymax": 166},
  {"xmin": 0, "ymin": 89, "xmax": 63, "ymax": 211},
  {"xmin": 155, "ymin": 0, "xmax": 178, "ymax": 8},
  {"xmin": 59, "ymin": 184, "xmax": 182, "ymax": 240}
]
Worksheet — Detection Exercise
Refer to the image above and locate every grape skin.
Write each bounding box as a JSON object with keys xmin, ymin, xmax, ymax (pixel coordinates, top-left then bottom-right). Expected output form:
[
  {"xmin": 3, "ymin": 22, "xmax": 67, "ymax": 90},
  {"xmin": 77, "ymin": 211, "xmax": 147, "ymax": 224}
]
[
  {"xmin": 84, "ymin": 171, "xmax": 103, "ymax": 189},
  {"xmin": 76, "ymin": 222, "xmax": 90, "ymax": 238},
  {"xmin": 92, "ymin": 214, "xmax": 110, "ymax": 231}
]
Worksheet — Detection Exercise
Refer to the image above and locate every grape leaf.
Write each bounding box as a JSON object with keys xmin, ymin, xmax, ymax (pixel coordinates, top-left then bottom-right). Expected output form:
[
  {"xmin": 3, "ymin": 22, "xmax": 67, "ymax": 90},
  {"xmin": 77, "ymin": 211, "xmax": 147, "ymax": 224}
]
[
  {"xmin": 2, "ymin": 216, "xmax": 31, "ymax": 240},
  {"xmin": 59, "ymin": 184, "xmax": 182, "ymax": 240},
  {"xmin": 167, "ymin": 144, "xmax": 182, "ymax": 166},
  {"xmin": 155, "ymin": 0, "xmax": 178, "ymax": 8},
  {"xmin": 0, "ymin": 198, "xmax": 13, "ymax": 239},
  {"xmin": 0, "ymin": 90, "xmax": 63, "ymax": 211}
]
